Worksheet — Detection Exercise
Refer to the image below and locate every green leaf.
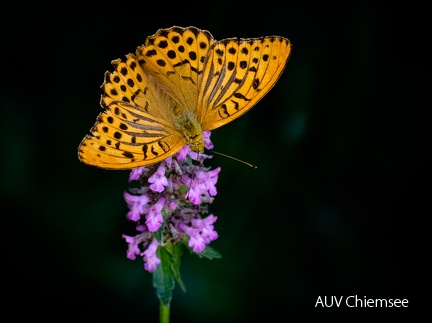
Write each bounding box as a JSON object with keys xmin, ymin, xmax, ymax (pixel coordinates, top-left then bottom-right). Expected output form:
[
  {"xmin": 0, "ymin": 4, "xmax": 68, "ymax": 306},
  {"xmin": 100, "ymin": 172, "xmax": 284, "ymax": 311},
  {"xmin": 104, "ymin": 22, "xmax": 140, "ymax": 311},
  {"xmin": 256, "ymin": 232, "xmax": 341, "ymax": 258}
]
[
  {"xmin": 195, "ymin": 245, "xmax": 222, "ymax": 259},
  {"xmin": 153, "ymin": 246, "xmax": 175, "ymax": 306},
  {"xmin": 165, "ymin": 242, "xmax": 186, "ymax": 292},
  {"xmin": 152, "ymin": 232, "xmax": 221, "ymax": 304}
]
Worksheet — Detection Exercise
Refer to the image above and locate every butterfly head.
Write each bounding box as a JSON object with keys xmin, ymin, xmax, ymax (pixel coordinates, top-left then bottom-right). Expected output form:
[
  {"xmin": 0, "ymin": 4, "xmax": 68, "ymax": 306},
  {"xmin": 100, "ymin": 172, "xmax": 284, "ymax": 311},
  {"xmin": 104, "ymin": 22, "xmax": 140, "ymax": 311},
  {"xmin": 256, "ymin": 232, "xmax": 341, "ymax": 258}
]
[{"xmin": 188, "ymin": 139, "xmax": 205, "ymax": 154}]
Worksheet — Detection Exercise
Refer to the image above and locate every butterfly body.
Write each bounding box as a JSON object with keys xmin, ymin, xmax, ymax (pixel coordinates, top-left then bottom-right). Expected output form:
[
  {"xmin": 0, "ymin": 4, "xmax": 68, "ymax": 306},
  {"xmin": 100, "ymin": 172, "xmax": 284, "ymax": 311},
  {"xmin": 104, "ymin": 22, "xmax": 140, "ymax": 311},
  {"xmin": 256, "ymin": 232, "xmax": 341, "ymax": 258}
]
[
  {"xmin": 174, "ymin": 109, "xmax": 205, "ymax": 153},
  {"xmin": 78, "ymin": 26, "xmax": 292, "ymax": 169}
]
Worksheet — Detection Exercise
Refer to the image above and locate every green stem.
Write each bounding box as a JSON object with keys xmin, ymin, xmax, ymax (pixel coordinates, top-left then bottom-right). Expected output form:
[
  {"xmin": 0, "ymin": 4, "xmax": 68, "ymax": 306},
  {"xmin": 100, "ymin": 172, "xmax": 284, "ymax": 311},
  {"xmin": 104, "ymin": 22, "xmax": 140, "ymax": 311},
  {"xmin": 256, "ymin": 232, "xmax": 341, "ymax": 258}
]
[{"xmin": 159, "ymin": 301, "xmax": 170, "ymax": 323}]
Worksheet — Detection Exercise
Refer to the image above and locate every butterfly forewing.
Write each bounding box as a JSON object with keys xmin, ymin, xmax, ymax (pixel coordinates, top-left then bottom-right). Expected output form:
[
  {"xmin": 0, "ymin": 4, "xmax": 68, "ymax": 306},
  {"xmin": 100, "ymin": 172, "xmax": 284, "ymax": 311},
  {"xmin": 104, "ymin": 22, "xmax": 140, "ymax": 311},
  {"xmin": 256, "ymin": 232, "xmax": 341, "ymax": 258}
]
[
  {"xmin": 199, "ymin": 36, "xmax": 291, "ymax": 130},
  {"xmin": 136, "ymin": 26, "xmax": 215, "ymax": 113},
  {"xmin": 197, "ymin": 38, "xmax": 244, "ymax": 121},
  {"xmin": 243, "ymin": 37, "xmax": 291, "ymax": 105}
]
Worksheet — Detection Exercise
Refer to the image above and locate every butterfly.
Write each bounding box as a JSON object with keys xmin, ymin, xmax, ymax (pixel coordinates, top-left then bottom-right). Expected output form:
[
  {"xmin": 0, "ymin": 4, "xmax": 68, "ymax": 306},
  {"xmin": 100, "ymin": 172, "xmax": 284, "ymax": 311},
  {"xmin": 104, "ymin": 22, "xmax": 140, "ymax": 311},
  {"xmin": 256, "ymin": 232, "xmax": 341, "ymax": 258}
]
[{"xmin": 78, "ymin": 26, "xmax": 292, "ymax": 169}]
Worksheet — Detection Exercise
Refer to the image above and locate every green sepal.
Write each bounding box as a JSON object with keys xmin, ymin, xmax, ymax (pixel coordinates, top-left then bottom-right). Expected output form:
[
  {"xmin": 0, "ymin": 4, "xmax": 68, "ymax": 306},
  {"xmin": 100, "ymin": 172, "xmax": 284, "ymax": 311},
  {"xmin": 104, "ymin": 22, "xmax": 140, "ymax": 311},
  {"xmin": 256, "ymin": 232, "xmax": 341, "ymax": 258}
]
[{"xmin": 153, "ymin": 227, "xmax": 163, "ymax": 242}]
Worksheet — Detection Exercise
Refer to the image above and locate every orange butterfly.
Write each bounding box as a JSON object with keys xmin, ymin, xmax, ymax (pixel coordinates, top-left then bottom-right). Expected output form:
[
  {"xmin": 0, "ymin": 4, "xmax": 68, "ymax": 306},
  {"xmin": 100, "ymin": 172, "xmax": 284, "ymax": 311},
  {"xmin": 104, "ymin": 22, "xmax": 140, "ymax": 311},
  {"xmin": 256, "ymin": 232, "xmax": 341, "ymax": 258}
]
[{"xmin": 78, "ymin": 26, "xmax": 292, "ymax": 169}]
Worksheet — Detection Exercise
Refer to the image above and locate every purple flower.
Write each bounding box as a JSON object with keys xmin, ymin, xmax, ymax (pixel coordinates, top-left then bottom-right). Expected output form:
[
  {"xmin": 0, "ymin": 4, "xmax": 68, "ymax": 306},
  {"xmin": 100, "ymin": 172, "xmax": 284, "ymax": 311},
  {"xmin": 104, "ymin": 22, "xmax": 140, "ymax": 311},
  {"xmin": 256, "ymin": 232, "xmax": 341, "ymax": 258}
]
[
  {"xmin": 182, "ymin": 167, "xmax": 221, "ymax": 205},
  {"xmin": 129, "ymin": 166, "xmax": 146, "ymax": 182},
  {"xmin": 143, "ymin": 238, "xmax": 160, "ymax": 271},
  {"xmin": 122, "ymin": 131, "xmax": 220, "ymax": 271},
  {"xmin": 188, "ymin": 229, "xmax": 206, "ymax": 253},
  {"xmin": 188, "ymin": 150, "xmax": 212, "ymax": 162},
  {"xmin": 124, "ymin": 192, "xmax": 150, "ymax": 222},
  {"xmin": 193, "ymin": 214, "xmax": 218, "ymax": 243},
  {"xmin": 176, "ymin": 145, "xmax": 191, "ymax": 162},
  {"xmin": 182, "ymin": 181, "xmax": 203, "ymax": 205},
  {"xmin": 178, "ymin": 214, "xmax": 219, "ymax": 253},
  {"xmin": 168, "ymin": 201, "xmax": 177, "ymax": 210},
  {"xmin": 202, "ymin": 167, "xmax": 220, "ymax": 196},
  {"xmin": 148, "ymin": 163, "xmax": 168, "ymax": 192},
  {"xmin": 146, "ymin": 197, "xmax": 166, "ymax": 232},
  {"xmin": 163, "ymin": 156, "xmax": 174, "ymax": 168},
  {"xmin": 203, "ymin": 130, "xmax": 214, "ymax": 149},
  {"xmin": 122, "ymin": 234, "xmax": 141, "ymax": 260},
  {"xmin": 122, "ymin": 230, "xmax": 150, "ymax": 260}
]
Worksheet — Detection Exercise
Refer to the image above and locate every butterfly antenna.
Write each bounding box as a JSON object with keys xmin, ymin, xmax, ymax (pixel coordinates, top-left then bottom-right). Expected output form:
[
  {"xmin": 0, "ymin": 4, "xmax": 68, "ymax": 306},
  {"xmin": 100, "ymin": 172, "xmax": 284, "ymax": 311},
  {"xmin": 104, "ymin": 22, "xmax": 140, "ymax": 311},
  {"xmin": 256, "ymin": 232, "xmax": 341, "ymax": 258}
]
[{"xmin": 209, "ymin": 150, "xmax": 258, "ymax": 169}]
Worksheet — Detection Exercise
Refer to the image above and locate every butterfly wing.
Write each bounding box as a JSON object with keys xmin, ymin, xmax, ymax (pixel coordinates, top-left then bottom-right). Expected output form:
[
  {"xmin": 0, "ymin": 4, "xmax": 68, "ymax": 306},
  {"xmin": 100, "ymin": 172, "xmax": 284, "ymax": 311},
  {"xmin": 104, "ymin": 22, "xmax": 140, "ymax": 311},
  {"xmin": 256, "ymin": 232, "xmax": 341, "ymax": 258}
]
[
  {"xmin": 78, "ymin": 54, "xmax": 186, "ymax": 169},
  {"xmin": 135, "ymin": 26, "xmax": 215, "ymax": 116},
  {"xmin": 197, "ymin": 36, "xmax": 292, "ymax": 130}
]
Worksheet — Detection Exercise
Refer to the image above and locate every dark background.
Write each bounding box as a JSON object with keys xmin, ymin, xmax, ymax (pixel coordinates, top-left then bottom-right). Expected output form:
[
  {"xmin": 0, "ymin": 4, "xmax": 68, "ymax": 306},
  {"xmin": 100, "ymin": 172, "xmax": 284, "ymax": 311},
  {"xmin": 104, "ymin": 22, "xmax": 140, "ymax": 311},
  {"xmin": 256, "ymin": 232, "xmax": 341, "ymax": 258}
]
[{"xmin": 1, "ymin": 1, "xmax": 427, "ymax": 321}]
